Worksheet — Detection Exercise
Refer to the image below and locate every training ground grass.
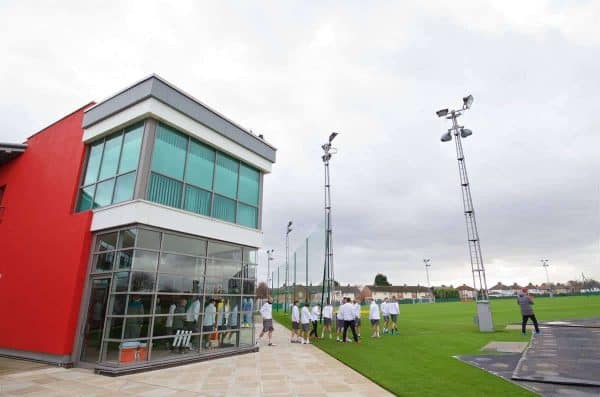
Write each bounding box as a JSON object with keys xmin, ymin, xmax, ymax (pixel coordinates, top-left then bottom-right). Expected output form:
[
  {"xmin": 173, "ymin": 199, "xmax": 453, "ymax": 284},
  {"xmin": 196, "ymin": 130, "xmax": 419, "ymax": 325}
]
[{"xmin": 273, "ymin": 295, "xmax": 600, "ymax": 396}]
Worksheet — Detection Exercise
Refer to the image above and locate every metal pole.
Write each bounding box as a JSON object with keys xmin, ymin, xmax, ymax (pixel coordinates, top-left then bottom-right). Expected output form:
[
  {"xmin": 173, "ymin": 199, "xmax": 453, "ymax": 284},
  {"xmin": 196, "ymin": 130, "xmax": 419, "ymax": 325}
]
[
  {"xmin": 285, "ymin": 221, "xmax": 293, "ymax": 312},
  {"xmin": 424, "ymin": 258, "xmax": 433, "ymax": 303},
  {"xmin": 541, "ymin": 259, "xmax": 552, "ymax": 297}
]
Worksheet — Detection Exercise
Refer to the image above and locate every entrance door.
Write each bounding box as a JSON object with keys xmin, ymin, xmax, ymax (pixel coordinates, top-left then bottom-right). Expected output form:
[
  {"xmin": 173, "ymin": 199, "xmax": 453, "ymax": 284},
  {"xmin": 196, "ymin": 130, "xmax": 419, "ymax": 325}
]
[{"xmin": 80, "ymin": 277, "xmax": 111, "ymax": 362}]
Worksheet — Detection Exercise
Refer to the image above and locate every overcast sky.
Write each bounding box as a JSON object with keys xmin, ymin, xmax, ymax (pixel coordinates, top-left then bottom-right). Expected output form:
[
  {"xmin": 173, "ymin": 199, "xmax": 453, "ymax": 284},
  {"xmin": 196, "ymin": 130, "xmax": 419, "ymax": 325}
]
[{"xmin": 1, "ymin": 1, "xmax": 598, "ymax": 288}]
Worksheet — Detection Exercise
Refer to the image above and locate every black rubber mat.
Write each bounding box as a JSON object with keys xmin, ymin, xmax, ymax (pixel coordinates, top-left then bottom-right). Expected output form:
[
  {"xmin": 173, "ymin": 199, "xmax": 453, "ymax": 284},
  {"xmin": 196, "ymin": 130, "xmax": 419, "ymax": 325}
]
[{"xmin": 510, "ymin": 319, "xmax": 600, "ymax": 388}]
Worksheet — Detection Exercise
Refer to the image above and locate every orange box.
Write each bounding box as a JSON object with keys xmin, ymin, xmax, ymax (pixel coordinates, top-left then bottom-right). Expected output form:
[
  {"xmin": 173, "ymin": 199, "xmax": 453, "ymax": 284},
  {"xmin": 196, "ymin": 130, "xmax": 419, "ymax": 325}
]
[
  {"xmin": 137, "ymin": 344, "xmax": 148, "ymax": 361},
  {"xmin": 119, "ymin": 347, "xmax": 137, "ymax": 363}
]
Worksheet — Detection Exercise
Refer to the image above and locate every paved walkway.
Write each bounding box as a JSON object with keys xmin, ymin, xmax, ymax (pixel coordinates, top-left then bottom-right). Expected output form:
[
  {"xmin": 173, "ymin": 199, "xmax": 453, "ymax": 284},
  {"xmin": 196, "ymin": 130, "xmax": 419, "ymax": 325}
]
[{"xmin": 0, "ymin": 322, "xmax": 392, "ymax": 397}]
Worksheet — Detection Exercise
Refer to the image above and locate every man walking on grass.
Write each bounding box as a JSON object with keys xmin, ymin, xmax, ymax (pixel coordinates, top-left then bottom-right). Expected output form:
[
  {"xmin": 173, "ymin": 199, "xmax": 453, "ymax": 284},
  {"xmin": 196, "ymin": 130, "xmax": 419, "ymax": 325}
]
[
  {"xmin": 340, "ymin": 297, "xmax": 359, "ymax": 343},
  {"xmin": 369, "ymin": 299, "xmax": 381, "ymax": 338},
  {"xmin": 517, "ymin": 288, "xmax": 540, "ymax": 336},
  {"xmin": 388, "ymin": 296, "xmax": 400, "ymax": 335},
  {"xmin": 322, "ymin": 301, "xmax": 334, "ymax": 339},
  {"xmin": 381, "ymin": 297, "xmax": 390, "ymax": 334},
  {"xmin": 310, "ymin": 304, "xmax": 320, "ymax": 339},
  {"xmin": 291, "ymin": 300, "xmax": 300, "ymax": 343},
  {"xmin": 336, "ymin": 305, "xmax": 344, "ymax": 341},
  {"xmin": 259, "ymin": 297, "xmax": 275, "ymax": 346},
  {"xmin": 353, "ymin": 299, "xmax": 361, "ymax": 338}
]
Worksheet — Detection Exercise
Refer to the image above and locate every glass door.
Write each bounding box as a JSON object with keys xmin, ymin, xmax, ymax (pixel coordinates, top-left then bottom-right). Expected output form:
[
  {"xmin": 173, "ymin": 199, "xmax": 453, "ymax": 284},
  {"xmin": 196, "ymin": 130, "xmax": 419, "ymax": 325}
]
[{"xmin": 80, "ymin": 277, "xmax": 111, "ymax": 362}]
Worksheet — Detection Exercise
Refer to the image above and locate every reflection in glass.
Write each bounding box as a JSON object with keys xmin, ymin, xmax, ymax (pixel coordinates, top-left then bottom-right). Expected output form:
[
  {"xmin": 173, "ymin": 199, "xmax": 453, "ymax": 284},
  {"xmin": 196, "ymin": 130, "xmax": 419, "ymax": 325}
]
[
  {"xmin": 207, "ymin": 242, "xmax": 242, "ymax": 262},
  {"xmin": 205, "ymin": 260, "xmax": 242, "ymax": 280},
  {"xmin": 117, "ymin": 250, "xmax": 133, "ymax": 269},
  {"xmin": 94, "ymin": 178, "xmax": 115, "ymax": 208},
  {"xmin": 101, "ymin": 341, "xmax": 120, "ymax": 363},
  {"xmin": 113, "ymin": 271, "xmax": 130, "ymax": 292},
  {"xmin": 108, "ymin": 294, "xmax": 127, "ymax": 315},
  {"xmin": 159, "ymin": 253, "xmax": 204, "ymax": 276},
  {"xmin": 118, "ymin": 123, "xmax": 143, "ymax": 174},
  {"xmin": 214, "ymin": 152, "xmax": 238, "ymax": 199},
  {"xmin": 157, "ymin": 274, "xmax": 201, "ymax": 293},
  {"xmin": 96, "ymin": 233, "xmax": 118, "ymax": 252},
  {"xmin": 106, "ymin": 317, "xmax": 124, "ymax": 339},
  {"xmin": 113, "ymin": 172, "xmax": 136, "ymax": 203},
  {"xmin": 130, "ymin": 272, "xmax": 155, "ymax": 292},
  {"xmin": 238, "ymin": 163, "xmax": 260, "ymax": 206},
  {"xmin": 132, "ymin": 250, "xmax": 158, "ymax": 272},
  {"xmin": 136, "ymin": 229, "xmax": 161, "ymax": 250},
  {"xmin": 84, "ymin": 142, "xmax": 103, "ymax": 186},
  {"xmin": 77, "ymin": 185, "xmax": 95, "ymax": 211},
  {"xmin": 126, "ymin": 294, "xmax": 152, "ymax": 316},
  {"xmin": 99, "ymin": 134, "xmax": 122, "ymax": 180},
  {"xmin": 118, "ymin": 229, "xmax": 136, "ymax": 249},
  {"xmin": 124, "ymin": 316, "xmax": 150, "ymax": 339},
  {"xmin": 163, "ymin": 233, "xmax": 206, "ymax": 256},
  {"xmin": 95, "ymin": 252, "xmax": 115, "ymax": 272},
  {"xmin": 151, "ymin": 124, "xmax": 188, "ymax": 179},
  {"xmin": 243, "ymin": 248, "xmax": 258, "ymax": 265}
]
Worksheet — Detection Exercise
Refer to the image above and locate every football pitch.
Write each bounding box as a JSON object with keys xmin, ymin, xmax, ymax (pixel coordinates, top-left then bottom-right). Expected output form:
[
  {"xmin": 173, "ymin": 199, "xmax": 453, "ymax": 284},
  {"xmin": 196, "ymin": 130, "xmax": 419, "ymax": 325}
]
[{"xmin": 273, "ymin": 295, "xmax": 600, "ymax": 396}]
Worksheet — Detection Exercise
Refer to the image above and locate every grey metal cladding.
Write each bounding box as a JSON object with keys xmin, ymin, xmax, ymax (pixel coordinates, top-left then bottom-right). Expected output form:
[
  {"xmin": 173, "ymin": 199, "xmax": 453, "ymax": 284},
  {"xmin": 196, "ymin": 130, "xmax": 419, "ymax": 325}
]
[{"xmin": 82, "ymin": 76, "xmax": 276, "ymax": 163}]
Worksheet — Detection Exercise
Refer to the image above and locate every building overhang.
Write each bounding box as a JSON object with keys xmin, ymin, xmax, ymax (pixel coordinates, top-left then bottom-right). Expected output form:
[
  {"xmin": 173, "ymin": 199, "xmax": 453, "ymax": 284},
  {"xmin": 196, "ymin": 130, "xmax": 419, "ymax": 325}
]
[
  {"xmin": 0, "ymin": 143, "xmax": 27, "ymax": 166},
  {"xmin": 82, "ymin": 75, "xmax": 276, "ymax": 165},
  {"xmin": 91, "ymin": 199, "xmax": 263, "ymax": 248}
]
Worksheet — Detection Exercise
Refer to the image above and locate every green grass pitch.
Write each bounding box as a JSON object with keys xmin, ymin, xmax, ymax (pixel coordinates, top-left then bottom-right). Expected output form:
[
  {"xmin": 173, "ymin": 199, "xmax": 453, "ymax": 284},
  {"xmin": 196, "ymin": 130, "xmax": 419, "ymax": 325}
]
[{"xmin": 273, "ymin": 295, "xmax": 600, "ymax": 396}]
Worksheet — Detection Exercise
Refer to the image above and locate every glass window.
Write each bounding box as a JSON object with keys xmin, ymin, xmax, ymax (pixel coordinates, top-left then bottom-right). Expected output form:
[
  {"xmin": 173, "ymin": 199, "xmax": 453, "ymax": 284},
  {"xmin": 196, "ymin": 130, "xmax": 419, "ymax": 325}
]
[
  {"xmin": 237, "ymin": 203, "xmax": 257, "ymax": 228},
  {"xmin": 132, "ymin": 250, "xmax": 158, "ymax": 272},
  {"xmin": 77, "ymin": 185, "xmax": 95, "ymax": 211},
  {"xmin": 108, "ymin": 295, "xmax": 127, "ymax": 315},
  {"xmin": 94, "ymin": 178, "xmax": 115, "ymax": 208},
  {"xmin": 126, "ymin": 295, "xmax": 152, "ymax": 315},
  {"xmin": 183, "ymin": 185, "xmax": 211, "ymax": 217},
  {"xmin": 154, "ymin": 295, "xmax": 192, "ymax": 317},
  {"xmin": 118, "ymin": 123, "xmax": 143, "ymax": 174},
  {"xmin": 212, "ymin": 195, "xmax": 236, "ymax": 223},
  {"xmin": 118, "ymin": 229, "xmax": 136, "ymax": 250},
  {"xmin": 136, "ymin": 229, "xmax": 161, "ymax": 250},
  {"xmin": 205, "ymin": 260, "xmax": 242, "ymax": 280},
  {"xmin": 157, "ymin": 274, "xmax": 202, "ymax": 293},
  {"xmin": 83, "ymin": 142, "xmax": 103, "ymax": 186},
  {"xmin": 123, "ymin": 317, "xmax": 150, "ymax": 339},
  {"xmin": 207, "ymin": 242, "xmax": 242, "ymax": 262},
  {"xmin": 96, "ymin": 233, "xmax": 118, "ymax": 251},
  {"xmin": 113, "ymin": 172, "xmax": 136, "ymax": 204},
  {"xmin": 243, "ymin": 248, "xmax": 258, "ymax": 265},
  {"xmin": 185, "ymin": 140, "xmax": 215, "ymax": 190},
  {"xmin": 163, "ymin": 233, "xmax": 206, "ymax": 256},
  {"xmin": 94, "ymin": 252, "xmax": 115, "ymax": 272},
  {"xmin": 130, "ymin": 271, "xmax": 155, "ymax": 292},
  {"xmin": 116, "ymin": 250, "xmax": 134, "ymax": 270},
  {"xmin": 214, "ymin": 153, "xmax": 238, "ymax": 199},
  {"xmin": 159, "ymin": 253, "xmax": 205, "ymax": 276},
  {"xmin": 151, "ymin": 124, "xmax": 187, "ymax": 179},
  {"xmin": 98, "ymin": 134, "xmax": 122, "ymax": 180},
  {"xmin": 238, "ymin": 163, "xmax": 259, "ymax": 206},
  {"xmin": 105, "ymin": 317, "xmax": 124, "ymax": 339},
  {"xmin": 148, "ymin": 173, "xmax": 182, "ymax": 208},
  {"xmin": 112, "ymin": 272, "xmax": 130, "ymax": 292}
]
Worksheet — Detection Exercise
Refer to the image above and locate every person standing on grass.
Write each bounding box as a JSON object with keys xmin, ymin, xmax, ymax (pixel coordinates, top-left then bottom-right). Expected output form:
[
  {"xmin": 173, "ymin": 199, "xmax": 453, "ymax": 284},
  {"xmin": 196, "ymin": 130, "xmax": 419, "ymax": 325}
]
[
  {"xmin": 381, "ymin": 297, "xmax": 390, "ymax": 334},
  {"xmin": 291, "ymin": 300, "xmax": 300, "ymax": 343},
  {"xmin": 310, "ymin": 304, "xmax": 320, "ymax": 339},
  {"xmin": 259, "ymin": 297, "xmax": 275, "ymax": 346},
  {"xmin": 322, "ymin": 302, "xmax": 334, "ymax": 339},
  {"xmin": 300, "ymin": 302, "xmax": 312, "ymax": 344},
  {"xmin": 352, "ymin": 299, "xmax": 361, "ymax": 338},
  {"xmin": 388, "ymin": 296, "xmax": 400, "ymax": 335},
  {"xmin": 517, "ymin": 288, "xmax": 540, "ymax": 335},
  {"xmin": 341, "ymin": 297, "xmax": 359, "ymax": 343},
  {"xmin": 369, "ymin": 299, "xmax": 381, "ymax": 338},
  {"xmin": 336, "ymin": 305, "xmax": 344, "ymax": 341}
]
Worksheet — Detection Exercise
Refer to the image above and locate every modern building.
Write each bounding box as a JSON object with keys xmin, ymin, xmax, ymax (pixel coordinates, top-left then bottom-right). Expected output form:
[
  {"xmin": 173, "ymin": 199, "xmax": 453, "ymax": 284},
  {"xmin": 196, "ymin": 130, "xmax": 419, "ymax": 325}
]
[{"xmin": 0, "ymin": 75, "xmax": 276, "ymax": 374}]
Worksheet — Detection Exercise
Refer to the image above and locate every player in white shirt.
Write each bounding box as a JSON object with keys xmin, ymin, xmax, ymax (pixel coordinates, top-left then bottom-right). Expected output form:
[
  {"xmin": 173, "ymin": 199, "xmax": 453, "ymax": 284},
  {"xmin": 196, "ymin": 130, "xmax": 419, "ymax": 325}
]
[
  {"xmin": 388, "ymin": 296, "xmax": 400, "ymax": 335},
  {"xmin": 336, "ymin": 306, "xmax": 344, "ymax": 341},
  {"xmin": 321, "ymin": 302, "xmax": 334, "ymax": 339},
  {"xmin": 340, "ymin": 297, "xmax": 359, "ymax": 343},
  {"xmin": 290, "ymin": 300, "xmax": 300, "ymax": 343},
  {"xmin": 310, "ymin": 304, "xmax": 320, "ymax": 339},
  {"xmin": 352, "ymin": 300, "xmax": 361, "ymax": 338},
  {"xmin": 259, "ymin": 297, "xmax": 275, "ymax": 346},
  {"xmin": 300, "ymin": 302, "xmax": 312, "ymax": 344},
  {"xmin": 381, "ymin": 297, "xmax": 390, "ymax": 334},
  {"xmin": 369, "ymin": 300, "xmax": 381, "ymax": 338}
]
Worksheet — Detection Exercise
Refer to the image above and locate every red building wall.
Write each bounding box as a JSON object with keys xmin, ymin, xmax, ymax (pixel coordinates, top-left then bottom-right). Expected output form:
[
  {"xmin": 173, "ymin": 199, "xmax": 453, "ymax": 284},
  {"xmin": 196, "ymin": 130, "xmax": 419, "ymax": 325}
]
[{"xmin": 0, "ymin": 104, "xmax": 95, "ymax": 358}]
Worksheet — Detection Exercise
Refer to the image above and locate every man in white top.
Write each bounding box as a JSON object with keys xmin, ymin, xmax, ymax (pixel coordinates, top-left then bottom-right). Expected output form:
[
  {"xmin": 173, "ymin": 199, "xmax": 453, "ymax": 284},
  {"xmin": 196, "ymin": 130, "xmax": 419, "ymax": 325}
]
[
  {"xmin": 336, "ymin": 306, "xmax": 344, "ymax": 341},
  {"xmin": 300, "ymin": 302, "xmax": 312, "ymax": 344},
  {"xmin": 291, "ymin": 300, "xmax": 300, "ymax": 343},
  {"xmin": 321, "ymin": 302, "xmax": 334, "ymax": 339},
  {"xmin": 259, "ymin": 297, "xmax": 275, "ymax": 346},
  {"xmin": 310, "ymin": 304, "xmax": 320, "ymax": 339},
  {"xmin": 369, "ymin": 300, "xmax": 381, "ymax": 338},
  {"xmin": 352, "ymin": 300, "xmax": 361, "ymax": 337},
  {"xmin": 340, "ymin": 297, "xmax": 359, "ymax": 343},
  {"xmin": 202, "ymin": 299, "xmax": 217, "ymax": 348},
  {"xmin": 388, "ymin": 296, "xmax": 400, "ymax": 335},
  {"xmin": 381, "ymin": 297, "xmax": 390, "ymax": 334}
]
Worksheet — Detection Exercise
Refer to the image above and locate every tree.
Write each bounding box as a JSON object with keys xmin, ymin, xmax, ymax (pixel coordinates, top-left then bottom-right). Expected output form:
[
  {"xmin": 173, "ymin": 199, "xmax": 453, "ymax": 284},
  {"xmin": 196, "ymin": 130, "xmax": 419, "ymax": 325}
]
[
  {"xmin": 256, "ymin": 281, "xmax": 269, "ymax": 298},
  {"xmin": 374, "ymin": 273, "xmax": 391, "ymax": 286}
]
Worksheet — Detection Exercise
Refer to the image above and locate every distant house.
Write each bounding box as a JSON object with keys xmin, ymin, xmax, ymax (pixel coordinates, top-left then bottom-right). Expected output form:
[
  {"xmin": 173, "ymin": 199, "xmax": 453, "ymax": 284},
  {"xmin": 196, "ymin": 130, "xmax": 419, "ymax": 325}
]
[
  {"xmin": 362, "ymin": 285, "xmax": 432, "ymax": 301},
  {"xmin": 526, "ymin": 282, "xmax": 543, "ymax": 295},
  {"xmin": 457, "ymin": 284, "xmax": 476, "ymax": 300},
  {"xmin": 340, "ymin": 285, "xmax": 361, "ymax": 301},
  {"xmin": 489, "ymin": 282, "xmax": 513, "ymax": 297},
  {"xmin": 554, "ymin": 283, "xmax": 569, "ymax": 294},
  {"xmin": 509, "ymin": 283, "xmax": 523, "ymax": 295}
]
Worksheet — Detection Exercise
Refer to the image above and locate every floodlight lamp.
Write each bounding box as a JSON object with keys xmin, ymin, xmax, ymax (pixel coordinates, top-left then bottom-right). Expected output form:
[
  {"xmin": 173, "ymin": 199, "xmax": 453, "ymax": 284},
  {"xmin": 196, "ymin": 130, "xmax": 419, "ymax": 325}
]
[
  {"xmin": 441, "ymin": 131, "xmax": 452, "ymax": 142},
  {"xmin": 463, "ymin": 95, "xmax": 474, "ymax": 109},
  {"xmin": 436, "ymin": 108, "xmax": 449, "ymax": 117},
  {"xmin": 329, "ymin": 132, "xmax": 338, "ymax": 143},
  {"xmin": 460, "ymin": 128, "xmax": 473, "ymax": 138}
]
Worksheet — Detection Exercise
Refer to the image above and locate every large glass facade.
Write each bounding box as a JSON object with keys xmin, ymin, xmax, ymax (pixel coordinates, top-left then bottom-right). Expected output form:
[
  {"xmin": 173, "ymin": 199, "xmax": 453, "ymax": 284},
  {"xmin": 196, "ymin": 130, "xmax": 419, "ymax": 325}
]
[
  {"xmin": 82, "ymin": 226, "xmax": 257, "ymax": 366},
  {"xmin": 77, "ymin": 122, "xmax": 144, "ymax": 211},
  {"xmin": 148, "ymin": 123, "xmax": 261, "ymax": 228}
]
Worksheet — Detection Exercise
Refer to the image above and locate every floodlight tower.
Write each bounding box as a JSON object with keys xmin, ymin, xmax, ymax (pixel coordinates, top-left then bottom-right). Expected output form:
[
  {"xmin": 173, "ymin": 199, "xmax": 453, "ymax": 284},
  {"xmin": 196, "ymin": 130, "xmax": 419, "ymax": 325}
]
[
  {"xmin": 541, "ymin": 259, "xmax": 552, "ymax": 297},
  {"xmin": 437, "ymin": 95, "xmax": 493, "ymax": 332},
  {"xmin": 266, "ymin": 249, "xmax": 274, "ymax": 296},
  {"xmin": 320, "ymin": 132, "xmax": 338, "ymax": 318},
  {"xmin": 285, "ymin": 221, "xmax": 293, "ymax": 312},
  {"xmin": 423, "ymin": 258, "xmax": 434, "ymax": 303}
]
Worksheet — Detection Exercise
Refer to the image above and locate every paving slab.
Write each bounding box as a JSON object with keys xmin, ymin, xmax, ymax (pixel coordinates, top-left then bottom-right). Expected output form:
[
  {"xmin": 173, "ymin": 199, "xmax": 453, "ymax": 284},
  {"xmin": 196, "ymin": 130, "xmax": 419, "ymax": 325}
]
[
  {"xmin": 0, "ymin": 321, "xmax": 391, "ymax": 397},
  {"xmin": 481, "ymin": 341, "xmax": 529, "ymax": 353}
]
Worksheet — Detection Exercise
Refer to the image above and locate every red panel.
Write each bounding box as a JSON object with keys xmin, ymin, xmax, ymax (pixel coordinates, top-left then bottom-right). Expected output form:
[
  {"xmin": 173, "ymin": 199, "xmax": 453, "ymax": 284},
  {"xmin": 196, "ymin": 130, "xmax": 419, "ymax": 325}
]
[{"xmin": 0, "ymin": 104, "xmax": 95, "ymax": 356}]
